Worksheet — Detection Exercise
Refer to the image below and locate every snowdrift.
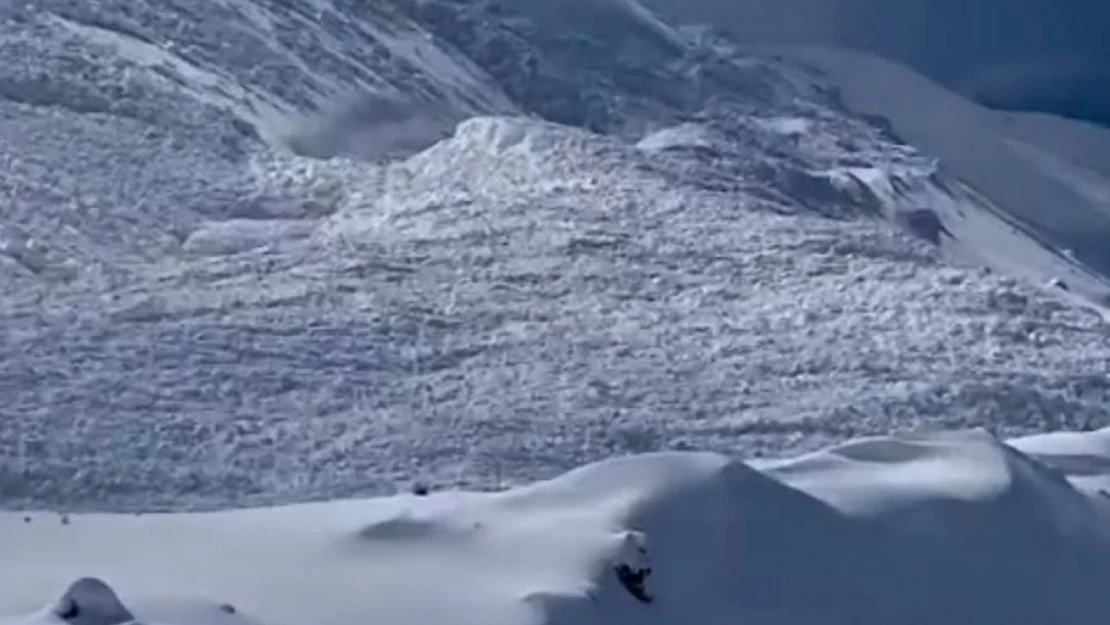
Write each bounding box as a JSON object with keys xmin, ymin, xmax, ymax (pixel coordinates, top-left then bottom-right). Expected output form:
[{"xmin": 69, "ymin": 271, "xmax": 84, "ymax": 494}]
[{"xmin": 5, "ymin": 428, "xmax": 1110, "ymax": 625}]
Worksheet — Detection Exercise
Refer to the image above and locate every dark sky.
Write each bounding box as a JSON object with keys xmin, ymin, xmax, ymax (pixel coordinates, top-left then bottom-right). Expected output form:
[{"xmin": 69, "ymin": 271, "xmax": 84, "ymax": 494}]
[{"xmin": 638, "ymin": 0, "xmax": 1110, "ymax": 127}]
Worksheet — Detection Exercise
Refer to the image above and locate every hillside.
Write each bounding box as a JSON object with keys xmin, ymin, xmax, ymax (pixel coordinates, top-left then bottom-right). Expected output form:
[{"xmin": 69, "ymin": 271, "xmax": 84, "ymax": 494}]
[
  {"xmin": 6, "ymin": 1, "xmax": 1110, "ymax": 623},
  {"xmin": 3, "ymin": 0, "xmax": 1110, "ymax": 511},
  {"xmin": 777, "ymin": 45, "xmax": 1110, "ymax": 297},
  {"xmin": 636, "ymin": 0, "xmax": 1110, "ymax": 126}
]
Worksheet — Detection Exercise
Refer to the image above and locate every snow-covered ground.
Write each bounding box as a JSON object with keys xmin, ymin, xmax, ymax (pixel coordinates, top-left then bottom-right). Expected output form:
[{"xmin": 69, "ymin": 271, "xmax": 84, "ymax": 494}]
[
  {"xmin": 4, "ymin": 0, "xmax": 1110, "ymax": 621},
  {"xmin": 637, "ymin": 0, "xmax": 1110, "ymax": 128},
  {"xmin": 777, "ymin": 45, "xmax": 1110, "ymax": 296},
  {"xmin": 2, "ymin": 0, "xmax": 1110, "ymax": 511},
  {"xmin": 5, "ymin": 108, "xmax": 1110, "ymax": 511},
  {"xmin": 5, "ymin": 427, "xmax": 1110, "ymax": 625}
]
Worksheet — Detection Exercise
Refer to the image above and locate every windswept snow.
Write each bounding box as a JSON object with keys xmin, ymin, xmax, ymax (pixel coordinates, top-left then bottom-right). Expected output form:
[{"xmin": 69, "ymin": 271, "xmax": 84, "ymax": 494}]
[
  {"xmin": 778, "ymin": 46, "xmax": 1110, "ymax": 295},
  {"xmin": 4, "ymin": 428, "xmax": 1110, "ymax": 625},
  {"xmin": 6, "ymin": 0, "xmax": 1110, "ymax": 622},
  {"xmin": 5, "ymin": 113, "xmax": 1110, "ymax": 511}
]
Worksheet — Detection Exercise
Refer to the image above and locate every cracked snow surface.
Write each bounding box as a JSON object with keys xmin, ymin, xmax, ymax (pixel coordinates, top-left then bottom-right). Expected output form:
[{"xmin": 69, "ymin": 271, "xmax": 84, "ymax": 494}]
[{"xmin": 1, "ymin": 0, "xmax": 1110, "ymax": 511}]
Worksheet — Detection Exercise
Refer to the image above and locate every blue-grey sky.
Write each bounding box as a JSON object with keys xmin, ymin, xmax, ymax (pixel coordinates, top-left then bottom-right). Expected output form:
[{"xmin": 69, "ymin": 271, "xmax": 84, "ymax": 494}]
[{"xmin": 640, "ymin": 0, "xmax": 1110, "ymax": 126}]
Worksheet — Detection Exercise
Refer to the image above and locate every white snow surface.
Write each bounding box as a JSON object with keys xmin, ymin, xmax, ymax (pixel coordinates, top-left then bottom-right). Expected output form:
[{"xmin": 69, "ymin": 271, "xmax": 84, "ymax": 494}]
[
  {"xmin": 5, "ymin": 0, "xmax": 1110, "ymax": 621},
  {"xmin": 4, "ymin": 427, "xmax": 1110, "ymax": 625},
  {"xmin": 776, "ymin": 45, "xmax": 1110, "ymax": 300},
  {"xmin": 2, "ymin": 0, "xmax": 1110, "ymax": 513}
]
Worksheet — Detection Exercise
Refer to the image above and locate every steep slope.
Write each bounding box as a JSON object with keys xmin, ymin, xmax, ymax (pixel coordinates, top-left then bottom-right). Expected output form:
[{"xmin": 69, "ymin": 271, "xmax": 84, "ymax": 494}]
[
  {"xmin": 777, "ymin": 46, "xmax": 1110, "ymax": 299},
  {"xmin": 5, "ymin": 114, "xmax": 1110, "ymax": 512},
  {"xmin": 4, "ymin": 428, "xmax": 1110, "ymax": 625},
  {"xmin": 635, "ymin": 0, "xmax": 1110, "ymax": 127},
  {"xmin": 1000, "ymin": 112, "xmax": 1110, "ymax": 180},
  {"xmin": 0, "ymin": 0, "xmax": 520, "ymax": 282},
  {"xmin": 3, "ymin": 0, "xmax": 1110, "ymax": 512}
]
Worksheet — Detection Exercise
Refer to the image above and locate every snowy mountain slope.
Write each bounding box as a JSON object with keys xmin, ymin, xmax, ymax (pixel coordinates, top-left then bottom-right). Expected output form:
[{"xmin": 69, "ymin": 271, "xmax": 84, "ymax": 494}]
[
  {"xmin": 4, "ymin": 427, "xmax": 1110, "ymax": 625},
  {"xmin": 776, "ymin": 46, "xmax": 1110, "ymax": 296},
  {"xmin": 0, "ymin": 0, "xmax": 522, "ymax": 280},
  {"xmin": 637, "ymin": 0, "xmax": 1110, "ymax": 128},
  {"xmin": 4, "ymin": 0, "xmax": 1110, "ymax": 512},
  {"xmin": 6, "ymin": 113, "xmax": 1110, "ymax": 512},
  {"xmin": 0, "ymin": 0, "xmax": 785, "ymax": 281},
  {"xmin": 1001, "ymin": 111, "xmax": 1110, "ymax": 180},
  {"xmin": 4, "ymin": 0, "xmax": 517, "ymax": 142},
  {"xmin": 6, "ymin": 2, "xmax": 1110, "ymax": 620}
]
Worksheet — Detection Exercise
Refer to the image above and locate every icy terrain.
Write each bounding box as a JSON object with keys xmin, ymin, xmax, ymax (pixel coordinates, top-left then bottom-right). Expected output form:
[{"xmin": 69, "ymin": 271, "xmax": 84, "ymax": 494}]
[
  {"xmin": 4, "ymin": 427, "xmax": 1110, "ymax": 625},
  {"xmin": 6, "ymin": 0, "xmax": 1110, "ymax": 622},
  {"xmin": 3, "ymin": 0, "xmax": 1110, "ymax": 511}
]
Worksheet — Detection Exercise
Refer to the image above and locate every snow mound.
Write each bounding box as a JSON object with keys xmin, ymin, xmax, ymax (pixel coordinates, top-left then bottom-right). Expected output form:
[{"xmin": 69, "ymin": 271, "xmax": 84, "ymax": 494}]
[
  {"xmin": 5, "ymin": 429, "xmax": 1110, "ymax": 625},
  {"xmin": 400, "ymin": 116, "xmax": 637, "ymax": 193},
  {"xmin": 4, "ymin": 576, "xmax": 262, "ymax": 625},
  {"xmin": 52, "ymin": 578, "xmax": 134, "ymax": 625}
]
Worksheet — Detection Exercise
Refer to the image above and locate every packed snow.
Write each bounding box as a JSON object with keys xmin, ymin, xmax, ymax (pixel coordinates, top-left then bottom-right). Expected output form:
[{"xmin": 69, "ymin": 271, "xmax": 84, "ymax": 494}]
[
  {"xmin": 4, "ymin": 427, "xmax": 1110, "ymax": 625},
  {"xmin": 5, "ymin": 0, "xmax": 1110, "ymax": 622}
]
